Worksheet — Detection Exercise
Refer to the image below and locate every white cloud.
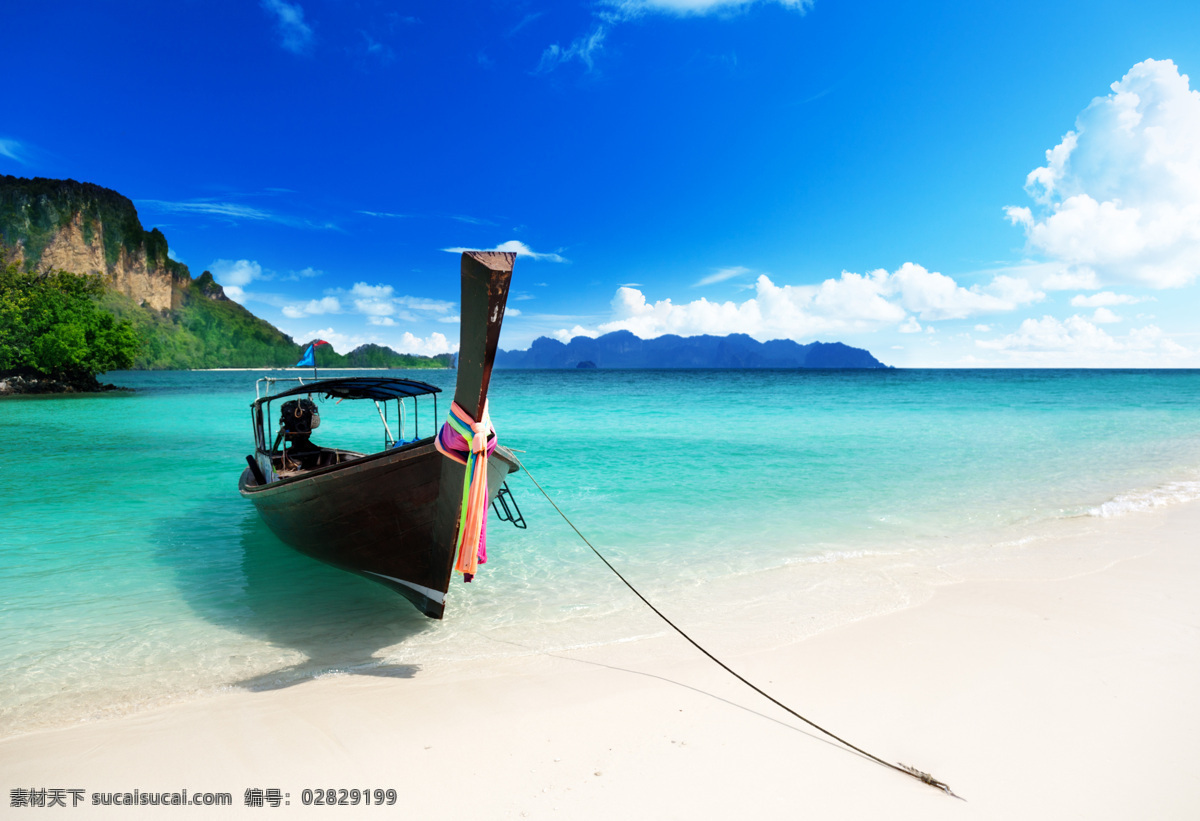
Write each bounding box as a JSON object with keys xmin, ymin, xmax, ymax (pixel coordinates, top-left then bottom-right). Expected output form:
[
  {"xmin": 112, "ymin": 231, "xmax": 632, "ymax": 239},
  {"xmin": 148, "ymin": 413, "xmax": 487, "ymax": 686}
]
[
  {"xmin": 353, "ymin": 298, "xmax": 393, "ymax": 316},
  {"xmin": 262, "ymin": 0, "xmax": 314, "ymax": 54},
  {"xmin": 282, "ymin": 296, "xmax": 341, "ymax": 318},
  {"xmin": 292, "ymin": 328, "xmax": 453, "ymax": 358},
  {"xmin": 899, "ymin": 317, "xmax": 922, "ymax": 333},
  {"xmin": 209, "ymin": 259, "xmax": 267, "ymax": 303},
  {"xmin": 357, "ymin": 210, "xmax": 407, "ymax": 218},
  {"xmin": 1069, "ymin": 291, "xmax": 1147, "ymax": 307},
  {"xmin": 442, "ymin": 240, "xmax": 568, "ymax": 263},
  {"xmin": 974, "ymin": 324, "xmax": 992, "ymax": 332},
  {"xmin": 0, "ymin": 138, "xmax": 28, "ymax": 164},
  {"xmin": 542, "ymin": 0, "xmax": 809, "ymax": 75},
  {"xmin": 975, "ymin": 314, "xmax": 1192, "ymax": 365},
  {"xmin": 605, "ymin": 0, "xmax": 813, "ymax": 18},
  {"xmin": 537, "ymin": 26, "xmax": 606, "ymax": 73},
  {"xmin": 393, "ymin": 332, "xmax": 455, "ymax": 356},
  {"xmin": 368, "ymin": 316, "xmax": 397, "ymax": 326},
  {"xmin": 888, "ymin": 263, "xmax": 1041, "ymax": 320},
  {"xmin": 556, "ymin": 264, "xmax": 1038, "ymax": 342},
  {"xmin": 296, "ymin": 327, "xmax": 359, "ymax": 353},
  {"xmin": 1006, "ymin": 59, "xmax": 1200, "ymax": 289},
  {"xmin": 350, "ymin": 282, "xmax": 394, "ymax": 299},
  {"xmin": 396, "ymin": 296, "xmax": 455, "ymax": 313},
  {"xmin": 140, "ymin": 200, "xmax": 275, "ymax": 221},
  {"xmin": 694, "ymin": 266, "xmax": 751, "ymax": 287},
  {"xmin": 1091, "ymin": 307, "xmax": 1121, "ymax": 324},
  {"xmin": 552, "ymin": 325, "xmax": 601, "ymax": 342}
]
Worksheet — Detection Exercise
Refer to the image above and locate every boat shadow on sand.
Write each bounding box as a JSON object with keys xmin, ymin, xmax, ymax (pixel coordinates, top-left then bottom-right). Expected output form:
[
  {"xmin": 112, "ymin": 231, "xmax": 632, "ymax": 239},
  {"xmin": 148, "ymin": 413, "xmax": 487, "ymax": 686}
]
[{"xmin": 154, "ymin": 499, "xmax": 431, "ymax": 691}]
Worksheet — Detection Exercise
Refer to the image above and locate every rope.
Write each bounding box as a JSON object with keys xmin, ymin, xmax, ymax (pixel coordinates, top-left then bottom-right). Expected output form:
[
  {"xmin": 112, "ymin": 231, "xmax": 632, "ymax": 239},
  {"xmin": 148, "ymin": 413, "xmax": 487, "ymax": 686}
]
[
  {"xmin": 511, "ymin": 454, "xmax": 962, "ymax": 800},
  {"xmin": 436, "ymin": 401, "xmax": 498, "ymax": 579}
]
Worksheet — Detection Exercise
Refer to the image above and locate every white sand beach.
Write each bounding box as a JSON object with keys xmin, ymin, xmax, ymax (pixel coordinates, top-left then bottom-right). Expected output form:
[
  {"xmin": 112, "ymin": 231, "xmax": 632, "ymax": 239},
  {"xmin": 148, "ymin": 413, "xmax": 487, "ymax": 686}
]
[{"xmin": 3, "ymin": 500, "xmax": 1198, "ymax": 819}]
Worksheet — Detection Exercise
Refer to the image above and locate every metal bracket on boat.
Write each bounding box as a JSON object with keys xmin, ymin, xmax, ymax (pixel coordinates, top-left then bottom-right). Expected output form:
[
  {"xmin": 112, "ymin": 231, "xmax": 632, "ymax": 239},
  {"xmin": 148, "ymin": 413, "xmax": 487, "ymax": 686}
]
[{"xmin": 491, "ymin": 482, "xmax": 527, "ymax": 529}]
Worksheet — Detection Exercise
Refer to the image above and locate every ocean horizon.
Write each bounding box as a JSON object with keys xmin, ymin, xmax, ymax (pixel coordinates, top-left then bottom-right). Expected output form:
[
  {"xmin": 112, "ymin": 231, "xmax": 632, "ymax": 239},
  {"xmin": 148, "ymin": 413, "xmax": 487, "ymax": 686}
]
[{"xmin": 3, "ymin": 367, "xmax": 1200, "ymax": 738}]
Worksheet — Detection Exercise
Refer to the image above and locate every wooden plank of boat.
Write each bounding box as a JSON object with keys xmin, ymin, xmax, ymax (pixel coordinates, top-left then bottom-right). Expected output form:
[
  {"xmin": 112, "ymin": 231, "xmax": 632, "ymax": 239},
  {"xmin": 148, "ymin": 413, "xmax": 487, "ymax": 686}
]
[{"xmin": 238, "ymin": 251, "xmax": 517, "ymax": 618}]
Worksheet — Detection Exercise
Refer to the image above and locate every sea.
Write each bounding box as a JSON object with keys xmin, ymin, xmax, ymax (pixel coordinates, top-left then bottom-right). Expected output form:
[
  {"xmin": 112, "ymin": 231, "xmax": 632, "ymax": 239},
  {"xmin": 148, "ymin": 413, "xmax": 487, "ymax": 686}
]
[{"xmin": 3, "ymin": 368, "xmax": 1200, "ymax": 737}]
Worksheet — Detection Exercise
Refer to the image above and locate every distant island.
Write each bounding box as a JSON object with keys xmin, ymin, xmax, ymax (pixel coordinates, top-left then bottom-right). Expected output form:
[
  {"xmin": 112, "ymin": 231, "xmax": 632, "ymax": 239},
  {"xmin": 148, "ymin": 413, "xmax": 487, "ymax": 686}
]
[
  {"xmin": 0, "ymin": 175, "xmax": 447, "ymax": 393},
  {"xmin": 496, "ymin": 330, "xmax": 888, "ymax": 369}
]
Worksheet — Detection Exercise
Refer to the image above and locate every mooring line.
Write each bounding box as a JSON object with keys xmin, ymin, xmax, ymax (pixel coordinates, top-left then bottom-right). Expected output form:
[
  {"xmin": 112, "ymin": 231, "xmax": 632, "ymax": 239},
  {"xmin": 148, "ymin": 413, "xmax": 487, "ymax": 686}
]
[{"xmin": 511, "ymin": 454, "xmax": 962, "ymax": 800}]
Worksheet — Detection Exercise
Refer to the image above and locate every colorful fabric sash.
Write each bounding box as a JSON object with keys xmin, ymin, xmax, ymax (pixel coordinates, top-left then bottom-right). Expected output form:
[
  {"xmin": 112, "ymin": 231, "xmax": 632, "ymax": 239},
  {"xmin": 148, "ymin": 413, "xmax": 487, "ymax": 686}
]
[{"xmin": 434, "ymin": 401, "xmax": 497, "ymax": 581}]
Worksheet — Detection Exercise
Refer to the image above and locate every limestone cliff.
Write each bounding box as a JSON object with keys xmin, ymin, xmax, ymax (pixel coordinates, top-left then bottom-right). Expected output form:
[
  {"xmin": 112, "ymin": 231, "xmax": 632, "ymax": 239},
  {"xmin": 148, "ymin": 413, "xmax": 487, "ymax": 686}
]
[{"xmin": 1, "ymin": 175, "xmax": 187, "ymax": 312}]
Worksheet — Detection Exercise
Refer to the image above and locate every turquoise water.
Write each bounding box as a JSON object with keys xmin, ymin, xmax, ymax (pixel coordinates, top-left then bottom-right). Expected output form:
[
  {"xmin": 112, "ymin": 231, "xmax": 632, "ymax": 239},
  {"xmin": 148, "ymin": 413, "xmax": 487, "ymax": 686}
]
[{"xmin": 3, "ymin": 368, "xmax": 1200, "ymax": 735}]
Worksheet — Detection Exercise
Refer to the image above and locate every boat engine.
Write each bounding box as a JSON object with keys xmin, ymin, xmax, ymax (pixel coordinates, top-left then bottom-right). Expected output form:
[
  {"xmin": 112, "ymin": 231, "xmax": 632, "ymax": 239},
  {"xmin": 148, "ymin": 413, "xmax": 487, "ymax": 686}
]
[{"xmin": 280, "ymin": 398, "xmax": 320, "ymax": 435}]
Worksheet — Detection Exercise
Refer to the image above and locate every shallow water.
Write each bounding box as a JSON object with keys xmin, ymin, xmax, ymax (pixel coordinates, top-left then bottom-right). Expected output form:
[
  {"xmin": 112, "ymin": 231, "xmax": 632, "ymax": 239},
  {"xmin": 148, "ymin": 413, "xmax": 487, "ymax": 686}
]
[{"xmin": 3, "ymin": 368, "xmax": 1200, "ymax": 735}]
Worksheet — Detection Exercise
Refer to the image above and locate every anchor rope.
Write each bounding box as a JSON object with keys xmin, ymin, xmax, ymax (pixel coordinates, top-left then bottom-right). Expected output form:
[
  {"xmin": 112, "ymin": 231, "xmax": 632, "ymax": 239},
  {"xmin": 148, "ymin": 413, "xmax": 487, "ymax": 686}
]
[{"xmin": 511, "ymin": 454, "xmax": 961, "ymax": 800}]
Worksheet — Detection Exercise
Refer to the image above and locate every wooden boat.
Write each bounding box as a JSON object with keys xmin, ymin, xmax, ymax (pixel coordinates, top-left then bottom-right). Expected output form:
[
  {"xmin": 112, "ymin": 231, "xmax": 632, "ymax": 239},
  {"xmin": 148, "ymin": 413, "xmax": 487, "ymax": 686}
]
[{"xmin": 238, "ymin": 251, "xmax": 520, "ymax": 618}]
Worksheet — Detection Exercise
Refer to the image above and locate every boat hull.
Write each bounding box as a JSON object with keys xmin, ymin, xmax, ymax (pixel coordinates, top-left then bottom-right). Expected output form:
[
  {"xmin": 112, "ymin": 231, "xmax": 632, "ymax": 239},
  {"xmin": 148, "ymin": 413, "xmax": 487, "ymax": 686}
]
[{"xmin": 239, "ymin": 441, "xmax": 519, "ymax": 618}]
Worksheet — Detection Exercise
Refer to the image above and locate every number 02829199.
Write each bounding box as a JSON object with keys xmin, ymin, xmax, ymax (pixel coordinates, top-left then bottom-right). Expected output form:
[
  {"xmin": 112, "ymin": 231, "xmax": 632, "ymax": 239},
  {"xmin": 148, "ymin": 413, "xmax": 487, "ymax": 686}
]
[{"xmin": 301, "ymin": 789, "xmax": 396, "ymax": 806}]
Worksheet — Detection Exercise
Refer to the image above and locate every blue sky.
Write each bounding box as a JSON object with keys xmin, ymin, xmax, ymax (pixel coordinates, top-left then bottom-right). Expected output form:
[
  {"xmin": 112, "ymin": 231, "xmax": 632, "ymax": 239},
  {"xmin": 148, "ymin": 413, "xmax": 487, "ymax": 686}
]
[{"xmin": 3, "ymin": 0, "xmax": 1200, "ymax": 366}]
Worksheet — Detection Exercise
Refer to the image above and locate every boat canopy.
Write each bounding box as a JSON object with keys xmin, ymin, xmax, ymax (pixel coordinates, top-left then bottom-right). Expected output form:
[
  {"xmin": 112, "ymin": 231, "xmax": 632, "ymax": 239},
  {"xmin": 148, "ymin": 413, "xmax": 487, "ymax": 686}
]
[{"xmin": 252, "ymin": 376, "xmax": 442, "ymax": 409}]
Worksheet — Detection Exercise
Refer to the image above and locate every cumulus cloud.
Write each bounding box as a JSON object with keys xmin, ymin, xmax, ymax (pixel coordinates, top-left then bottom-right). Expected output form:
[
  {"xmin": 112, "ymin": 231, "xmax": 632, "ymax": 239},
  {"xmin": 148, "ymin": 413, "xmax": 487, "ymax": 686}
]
[
  {"xmin": 558, "ymin": 264, "xmax": 1040, "ymax": 341},
  {"xmin": 442, "ymin": 240, "xmax": 568, "ymax": 263},
  {"xmin": 290, "ymin": 328, "xmax": 452, "ymax": 357},
  {"xmin": 393, "ymin": 331, "xmax": 455, "ymax": 356},
  {"xmin": 1068, "ymin": 291, "xmax": 1147, "ymax": 307},
  {"xmin": 281, "ymin": 296, "xmax": 340, "ymax": 318},
  {"xmin": 262, "ymin": 0, "xmax": 314, "ymax": 54},
  {"xmin": 320, "ymin": 282, "xmax": 459, "ymax": 324},
  {"xmin": 899, "ymin": 317, "xmax": 922, "ymax": 333},
  {"xmin": 353, "ymin": 299, "xmax": 394, "ymax": 317},
  {"xmin": 209, "ymin": 259, "xmax": 267, "ymax": 303},
  {"xmin": 552, "ymin": 325, "xmax": 601, "ymax": 342},
  {"xmin": 1091, "ymin": 307, "xmax": 1121, "ymax": 323},
  {"xmin": 976, "ymin": 315, "xmax": 1190, "ymax": 365},
  {"xmin": 1005, "ymin": 59, "xmax": 1200, "ymax": 289},
  {"xmin": 350, "ymin": 282, "xmax": 394, "ymax": 299},
  {"xmin": 295, "ymin": 327, "xmax": 359, "ymax": 353},
  {"xmin": 396, "ymin": 296, "xmax": 454, "ymax": 313}
]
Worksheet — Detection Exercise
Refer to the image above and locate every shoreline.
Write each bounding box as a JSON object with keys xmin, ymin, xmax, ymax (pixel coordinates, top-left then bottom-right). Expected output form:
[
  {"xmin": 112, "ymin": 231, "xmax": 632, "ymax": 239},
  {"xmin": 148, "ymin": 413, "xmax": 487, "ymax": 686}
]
[{"xmin": 2, "ymin": 499, "xmax": 1197, "ymax": 818}]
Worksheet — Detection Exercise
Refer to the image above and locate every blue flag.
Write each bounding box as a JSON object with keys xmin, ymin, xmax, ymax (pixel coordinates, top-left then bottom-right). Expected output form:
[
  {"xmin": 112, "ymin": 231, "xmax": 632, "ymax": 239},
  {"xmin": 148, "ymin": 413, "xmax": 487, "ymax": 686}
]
[{"xmin": 295, "ymin": 339, "xmax": 329, "ymax": 368}]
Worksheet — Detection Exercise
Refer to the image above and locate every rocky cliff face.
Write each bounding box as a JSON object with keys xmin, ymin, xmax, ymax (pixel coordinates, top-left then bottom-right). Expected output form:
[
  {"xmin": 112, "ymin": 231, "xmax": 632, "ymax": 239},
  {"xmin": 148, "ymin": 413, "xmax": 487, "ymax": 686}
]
[
  {"xmin": 1, "ymin": 175, "xmax": 188, "ymax": 312},
  {"xmin": 6, "ymin": 211, "xmax": 179, "ymax": 311}
]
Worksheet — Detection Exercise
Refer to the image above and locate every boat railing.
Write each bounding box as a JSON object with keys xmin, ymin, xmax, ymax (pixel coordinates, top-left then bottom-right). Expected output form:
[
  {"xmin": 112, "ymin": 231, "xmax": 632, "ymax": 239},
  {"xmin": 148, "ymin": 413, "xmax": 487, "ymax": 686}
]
[{"xmin": 255, "ymin": 376, "xmax": 310, "ymax": 401}]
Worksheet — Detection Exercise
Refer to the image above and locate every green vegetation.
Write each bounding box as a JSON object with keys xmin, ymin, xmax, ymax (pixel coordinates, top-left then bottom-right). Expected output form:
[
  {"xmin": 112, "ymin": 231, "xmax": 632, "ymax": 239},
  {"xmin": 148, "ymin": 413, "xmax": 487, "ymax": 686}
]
[
  {"xmin": 339, "ymin": 343, "xmax": 453, "ymax": 369},
  {"xmin": 98, "ymin": 278, "xmax": 451, "ymax": 370},
  {"xmin": 98, "ymin": 278, "xmax": 303, "ymax": 369},
  {"xmin": 0, "ymin": 261, "xmax": 141, "ymax": 382}
]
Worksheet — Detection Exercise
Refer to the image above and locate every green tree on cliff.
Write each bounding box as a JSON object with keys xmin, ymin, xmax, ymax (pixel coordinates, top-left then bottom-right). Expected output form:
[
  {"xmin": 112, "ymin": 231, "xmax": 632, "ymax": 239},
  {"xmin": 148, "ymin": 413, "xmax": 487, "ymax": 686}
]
[{"xmin": 0, "ymin": 261, "xmax": 142, "ymax": 383}]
